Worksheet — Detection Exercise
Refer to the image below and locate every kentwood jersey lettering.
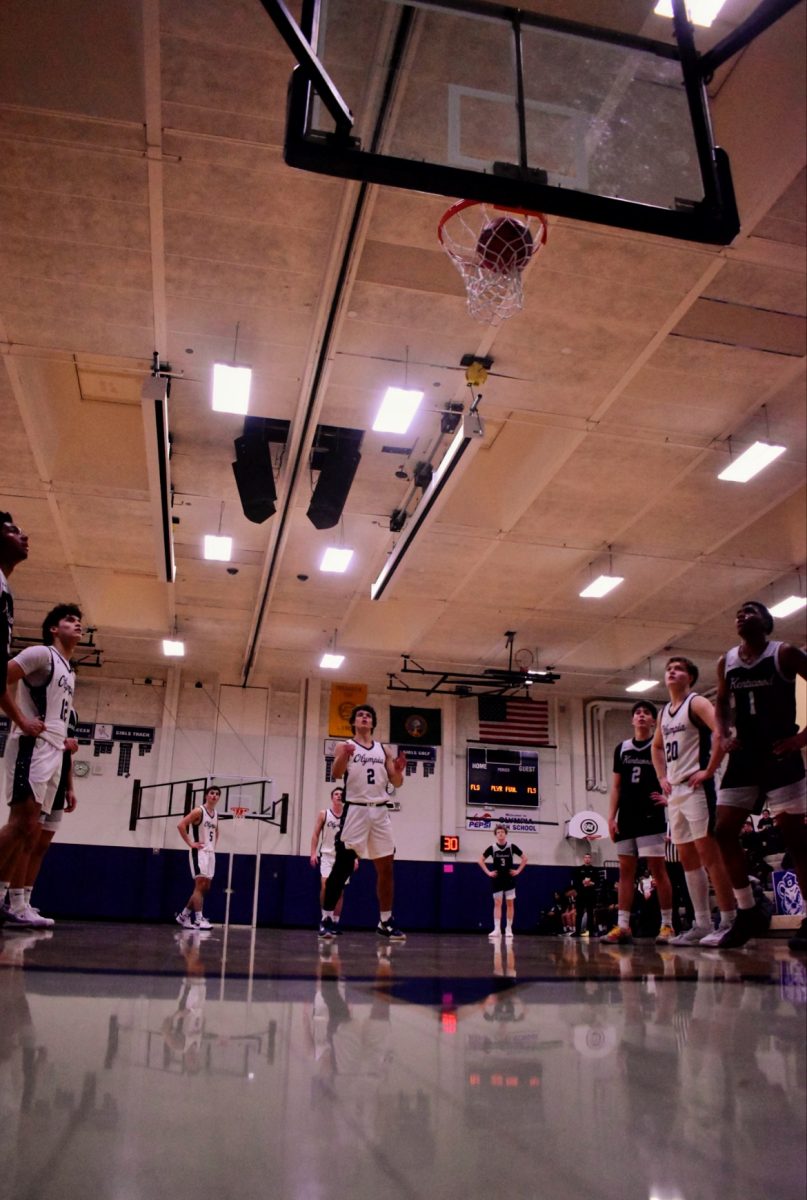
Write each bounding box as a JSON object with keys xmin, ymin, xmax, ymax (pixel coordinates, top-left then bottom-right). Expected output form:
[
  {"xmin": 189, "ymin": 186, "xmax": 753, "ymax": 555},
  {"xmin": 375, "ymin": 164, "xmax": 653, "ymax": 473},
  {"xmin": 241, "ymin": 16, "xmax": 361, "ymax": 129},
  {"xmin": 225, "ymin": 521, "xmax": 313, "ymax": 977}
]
[
  {"xmin": 660, "ymin": 693, "xmax": 710, "ymax": 786},
  {"xmin": 725, "ymin": 641, "xmax": 798, "ymax": 750},
  {"xmin": 192, "ymin": 804, "xmax": 218, "ymax": 847},
  {"xmin": 613, "ymin": 738, "xmax": 665, "ymax": 836},
  {"xmin": 11, "ymin": 645, "xmax": 76, "ymax": 750},
  {"xmin": 345, "ymin": 740, "xmax": 389, "ymax": 804}
]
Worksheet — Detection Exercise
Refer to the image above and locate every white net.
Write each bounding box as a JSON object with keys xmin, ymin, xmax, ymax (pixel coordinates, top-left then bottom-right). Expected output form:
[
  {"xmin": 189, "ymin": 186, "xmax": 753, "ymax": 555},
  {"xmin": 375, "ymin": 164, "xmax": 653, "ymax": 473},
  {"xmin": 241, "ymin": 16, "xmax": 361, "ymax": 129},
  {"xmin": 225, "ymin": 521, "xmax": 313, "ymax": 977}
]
[{"xmin": 439, "ymin": 201, "xmax": 547, "ymax": 324}]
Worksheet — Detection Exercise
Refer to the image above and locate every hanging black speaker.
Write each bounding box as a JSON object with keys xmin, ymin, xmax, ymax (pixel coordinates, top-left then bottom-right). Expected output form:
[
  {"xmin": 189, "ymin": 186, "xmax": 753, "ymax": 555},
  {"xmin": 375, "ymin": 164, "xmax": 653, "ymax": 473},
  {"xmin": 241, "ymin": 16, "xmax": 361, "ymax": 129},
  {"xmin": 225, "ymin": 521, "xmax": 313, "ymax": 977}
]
[
  {"xmin": 232, "ymin": 432, "xmax": 276, "ymax": 523},
  {"xmin": 307, "ymin": 448, "xmax": 361, "ymax": 529}
]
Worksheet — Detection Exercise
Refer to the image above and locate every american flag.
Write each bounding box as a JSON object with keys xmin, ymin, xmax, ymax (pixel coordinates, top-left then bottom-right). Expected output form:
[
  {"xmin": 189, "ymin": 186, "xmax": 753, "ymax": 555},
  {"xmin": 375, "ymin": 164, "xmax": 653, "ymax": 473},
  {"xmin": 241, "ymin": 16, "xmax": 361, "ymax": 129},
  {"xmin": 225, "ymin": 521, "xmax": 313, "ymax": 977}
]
[{"xmin": 477, "ymin": 696, "xmax": 551, "ymax": 746}]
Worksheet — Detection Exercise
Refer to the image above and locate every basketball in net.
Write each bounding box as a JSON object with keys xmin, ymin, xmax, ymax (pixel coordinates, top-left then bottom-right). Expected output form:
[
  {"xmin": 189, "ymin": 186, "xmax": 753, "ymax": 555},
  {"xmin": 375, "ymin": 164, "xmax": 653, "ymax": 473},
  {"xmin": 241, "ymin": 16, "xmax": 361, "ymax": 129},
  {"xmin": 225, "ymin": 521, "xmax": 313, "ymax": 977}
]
[
  {"xmin": 438, "ymin": 200, "xmax": 547, "ymax": 324},
  {"xmin": 476, "ymin": 217, "xmax": 534, "ymax": 273}
]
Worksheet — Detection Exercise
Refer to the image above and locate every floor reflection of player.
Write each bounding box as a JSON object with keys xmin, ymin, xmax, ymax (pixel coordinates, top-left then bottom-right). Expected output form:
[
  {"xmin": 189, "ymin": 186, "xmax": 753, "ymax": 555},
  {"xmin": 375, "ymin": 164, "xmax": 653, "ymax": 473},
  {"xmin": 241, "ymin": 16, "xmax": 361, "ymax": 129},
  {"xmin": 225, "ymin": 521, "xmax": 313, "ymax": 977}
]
[
  {"xmin": 669, "ymin": 952, "xmax": 805, "ymax": 1194},
  {"xmin": 163, "ymin": 930, "xmax": 208, "ymax": 1074},
  {"xmin": 0, "ymin": 937, "xmax": 48, "ymax": 1200}
]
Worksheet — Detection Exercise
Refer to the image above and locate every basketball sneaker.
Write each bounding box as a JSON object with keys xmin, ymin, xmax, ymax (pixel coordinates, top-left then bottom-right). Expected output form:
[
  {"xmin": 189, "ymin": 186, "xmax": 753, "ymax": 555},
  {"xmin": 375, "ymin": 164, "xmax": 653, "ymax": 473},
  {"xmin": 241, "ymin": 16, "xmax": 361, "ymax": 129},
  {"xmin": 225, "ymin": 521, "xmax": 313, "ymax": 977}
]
[
  {"xmin": 504, "ymin": 929, "xmax": 514, "ymax": 940},
  {"xmin": 488, "ymin": 927, "xmax": 502, "ymax": 940},
  {"xmin": 175, "ymin": 911, "xmax": 195, "ymax": 929},
  {"xmin": 699, "ymin": 920, "xmax": 734, "ymax": 947},
  {"xmin": 713, "ymin": 904, "xmax": 770, "ymax": 949},
  {"xmin": 376, "ymin": 919, "xmax": 406, "ymax": 942},
  {"xmin": 669, "ymin": 923, "xmax": 712, "ymax": 946},
  {"xmin": 22, "ymin": 905, "xmax": 53, "ymax": 928},
  {"xmin": 195, "ymin": 916, "xmax": 213, "ymax": 930},
  {"xmin": 602, "ymin": 926, "xmax": 632, "ymax": 944},
  {"xmin": 318, "ymin": 917, "xmax": 336, "ymax": 939},
  {"xmin": 655, "ymin": 924, "xmax": 675, "ymax": 945}
]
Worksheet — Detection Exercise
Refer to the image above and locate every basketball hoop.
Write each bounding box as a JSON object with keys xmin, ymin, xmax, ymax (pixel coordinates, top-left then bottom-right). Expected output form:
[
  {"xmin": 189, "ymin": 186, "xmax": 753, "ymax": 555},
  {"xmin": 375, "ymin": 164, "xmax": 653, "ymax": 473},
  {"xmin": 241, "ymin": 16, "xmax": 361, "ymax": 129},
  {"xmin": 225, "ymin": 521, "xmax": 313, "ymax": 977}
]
[
  {"xmin": 231, "ymin": 806, "xmax": 249, "ymax": 822},
  {"xmin": 438, "ymin": 200, "xmax": 547, "ymax": 324}
]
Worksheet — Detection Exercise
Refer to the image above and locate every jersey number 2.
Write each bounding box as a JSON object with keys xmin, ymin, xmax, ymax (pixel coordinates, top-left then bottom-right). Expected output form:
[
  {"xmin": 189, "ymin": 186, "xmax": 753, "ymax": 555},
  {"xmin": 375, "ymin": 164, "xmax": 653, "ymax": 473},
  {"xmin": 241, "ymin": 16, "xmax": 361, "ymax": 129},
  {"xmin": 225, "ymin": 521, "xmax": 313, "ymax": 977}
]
[{"xmin": 367, "ymin": 768, "xmax": 375, "ymax": 784}]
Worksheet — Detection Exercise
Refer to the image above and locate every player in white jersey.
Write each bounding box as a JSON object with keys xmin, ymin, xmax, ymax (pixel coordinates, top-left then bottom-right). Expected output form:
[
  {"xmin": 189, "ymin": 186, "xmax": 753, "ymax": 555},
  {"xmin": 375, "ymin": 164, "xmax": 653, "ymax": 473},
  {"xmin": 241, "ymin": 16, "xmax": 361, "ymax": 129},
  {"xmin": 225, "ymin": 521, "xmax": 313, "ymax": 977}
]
[
  {"xmin": 309, "ymin": 787, "xmax": 357, "ymax": 931},
  {"xmin": 319, "ymin": 705, "xmax": 406, "ymax": 941},
  {"xmin": 176, "ymin": 786, "xmax": 221, "ymax": 929},
  {"xmin": 0, "ymin": 604, "xmax": 81, "ymax": 929},
  {"xmin": 0, "ymin": 514, "xmax": 45, "ymax": 740},
  {"xmin": 652, "ymin": 656, "xmax": 736, "ymax": 947}
]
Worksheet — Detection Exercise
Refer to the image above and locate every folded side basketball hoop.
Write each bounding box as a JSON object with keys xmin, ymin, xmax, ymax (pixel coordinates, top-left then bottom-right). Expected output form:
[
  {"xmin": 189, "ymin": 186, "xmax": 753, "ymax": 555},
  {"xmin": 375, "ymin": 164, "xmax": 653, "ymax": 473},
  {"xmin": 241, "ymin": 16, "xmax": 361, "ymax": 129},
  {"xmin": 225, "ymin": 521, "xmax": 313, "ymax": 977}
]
[{"xmin": 438, "ymin": 200, "xmax": 547, "ymax": 324}]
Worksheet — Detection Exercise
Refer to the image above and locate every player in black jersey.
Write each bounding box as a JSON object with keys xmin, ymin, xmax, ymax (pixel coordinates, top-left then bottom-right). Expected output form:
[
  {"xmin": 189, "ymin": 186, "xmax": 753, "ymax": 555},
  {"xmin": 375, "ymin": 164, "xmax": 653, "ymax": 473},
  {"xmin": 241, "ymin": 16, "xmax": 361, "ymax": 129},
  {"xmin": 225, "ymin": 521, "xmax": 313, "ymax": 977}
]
[
  {"xmin": 603, "ymin": 701, "xmax": 674, "ymax": 943},
  {"xmin": 478, "ymin": 824, "xmax": 527, "ymax": 939},
  {"xmin": 0, "ymin": 514, "xmax": 45, "ymax": 739},
  {"xmin": 713, "ymin": 601, "xmax": 807, "ymax": 950}
]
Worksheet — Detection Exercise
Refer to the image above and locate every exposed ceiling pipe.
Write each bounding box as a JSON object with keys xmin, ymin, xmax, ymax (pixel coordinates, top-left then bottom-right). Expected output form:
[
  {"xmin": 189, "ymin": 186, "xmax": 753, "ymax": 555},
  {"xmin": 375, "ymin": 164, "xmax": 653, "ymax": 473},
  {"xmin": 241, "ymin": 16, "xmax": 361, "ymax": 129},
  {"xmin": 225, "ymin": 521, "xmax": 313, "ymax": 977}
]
[{"xmin": 240, "ymin": 4, "xmax": 417, "ymax": 685}]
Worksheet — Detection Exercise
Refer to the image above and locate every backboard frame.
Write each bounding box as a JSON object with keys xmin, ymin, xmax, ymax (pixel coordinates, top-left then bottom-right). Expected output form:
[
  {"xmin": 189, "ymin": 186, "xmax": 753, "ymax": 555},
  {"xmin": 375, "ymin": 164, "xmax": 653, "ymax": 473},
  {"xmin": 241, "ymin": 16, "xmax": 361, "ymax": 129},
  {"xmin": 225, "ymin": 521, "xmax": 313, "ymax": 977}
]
[{"xmin": 265, "ymin": 0, "xmax": 742, "ymax": 245}]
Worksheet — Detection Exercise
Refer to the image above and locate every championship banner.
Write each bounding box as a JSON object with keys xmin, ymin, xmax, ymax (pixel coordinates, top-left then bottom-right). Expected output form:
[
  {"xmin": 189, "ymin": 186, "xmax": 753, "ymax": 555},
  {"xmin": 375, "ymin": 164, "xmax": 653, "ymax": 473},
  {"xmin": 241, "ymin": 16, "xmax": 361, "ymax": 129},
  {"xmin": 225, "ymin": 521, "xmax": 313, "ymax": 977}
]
[
  {"xmin": 328, "ymin": 683, "xmax": 368, "ymax": 737},
  {"xmin": 389, "ymin": 705, "xmax": 442, "ymax": 746}
]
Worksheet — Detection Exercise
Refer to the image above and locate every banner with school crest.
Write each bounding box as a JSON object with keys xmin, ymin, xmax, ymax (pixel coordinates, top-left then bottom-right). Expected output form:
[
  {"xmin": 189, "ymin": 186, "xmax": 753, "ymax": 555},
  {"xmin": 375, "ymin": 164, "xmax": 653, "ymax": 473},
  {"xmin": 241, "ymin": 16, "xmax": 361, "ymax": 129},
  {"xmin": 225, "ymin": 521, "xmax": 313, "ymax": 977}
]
[
  {"xmin": 328, "ymin": 683, "xmax": 368, "ymax": 737},
  {"xmin": 389, "ymin": 705, "xmax": 442, "ymax": 746}
]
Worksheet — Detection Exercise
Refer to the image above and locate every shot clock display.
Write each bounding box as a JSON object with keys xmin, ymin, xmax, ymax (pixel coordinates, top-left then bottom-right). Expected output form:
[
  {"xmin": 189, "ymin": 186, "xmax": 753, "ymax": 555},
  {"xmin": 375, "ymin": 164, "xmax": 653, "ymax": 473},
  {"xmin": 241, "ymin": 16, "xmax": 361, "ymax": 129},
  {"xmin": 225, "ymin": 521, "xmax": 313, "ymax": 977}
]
[
  {"xmin": 467, "ymin": 747, "xmax": 540, "ymax": 809},
  {"xmin": 440, "ymin": 834, "xmax": 460, "ymax": 853}
]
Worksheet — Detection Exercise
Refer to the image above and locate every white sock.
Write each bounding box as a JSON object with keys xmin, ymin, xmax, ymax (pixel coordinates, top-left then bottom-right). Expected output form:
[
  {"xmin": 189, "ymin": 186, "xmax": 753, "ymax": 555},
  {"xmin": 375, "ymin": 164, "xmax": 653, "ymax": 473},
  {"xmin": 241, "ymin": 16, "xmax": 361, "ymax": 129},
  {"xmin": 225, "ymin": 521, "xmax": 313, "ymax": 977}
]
[
  {"xmin": 380, "ymin": 910, "xmax": 392, "ymax": 923},
  {"xmin": 719, "ymin": 908, "xmax": 736, "ymax": 926},
  {"xmin": 24, "ymin": 887, "xmax": 32, "ymax": 905},
  {"xmin": 505, "ymin": 921, "xmax": 513, "ymax": 932},
  {"xmin": 9, "ymin": 888, "xmax": 25, "ymax": 913},
  {"xmin": 617, "ymin": 910, "xmax": 631, "ymax": 930},
  {"xmin": 734, "ymin": 885, "xmax": 755, "ymax": 910},
  {"xmin": 332, "ymin": 914, "xmax": 340, "ymax": 925},
  {"xmin": 0, "ymin": 881, "xmax": 9, "ymax": 905},
  {"xmin": 661, "ymin": 909, "xmax": 673, "ymax": 925},
  {"xmin": 321, "ymin": 909, "xmax": 334, "ymax": 920},
  {"xmin": 684, "ymin": 867, "xmax": 709, "ymax": 920}
]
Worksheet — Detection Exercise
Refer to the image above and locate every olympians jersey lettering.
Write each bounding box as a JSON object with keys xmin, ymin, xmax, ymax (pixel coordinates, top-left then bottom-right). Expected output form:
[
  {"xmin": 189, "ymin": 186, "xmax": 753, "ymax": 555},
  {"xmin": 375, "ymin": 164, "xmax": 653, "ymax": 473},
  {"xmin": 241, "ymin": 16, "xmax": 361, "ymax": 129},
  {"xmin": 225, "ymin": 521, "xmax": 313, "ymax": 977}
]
[
  {"xmin": 345, "ymin": 740, "xmax": 389, "ymax": 804},
  {"xmin": 192, "ymin": 803, "xmax": 218, "ymax": 847},
  {"xmin": 319, "ymin": 806, "xmax": 341, "ymax": 856},
  {"xmin": 483, "ymin": 842, "xmax": 523, "ymax": 877},
  {"xmin": 10, "ymin": 645, "xmax": 76, "ymax": 749},
  {"xmin": 659, "ymin": 693, "xmax": 710, "ymax": 786},
  {"xmin": 613, "ymin": 737, "xmax": 665, "ymax": 837},
  {"xmin": 724, "ymin": 641, "xmax": 798, "ymax": 750}
]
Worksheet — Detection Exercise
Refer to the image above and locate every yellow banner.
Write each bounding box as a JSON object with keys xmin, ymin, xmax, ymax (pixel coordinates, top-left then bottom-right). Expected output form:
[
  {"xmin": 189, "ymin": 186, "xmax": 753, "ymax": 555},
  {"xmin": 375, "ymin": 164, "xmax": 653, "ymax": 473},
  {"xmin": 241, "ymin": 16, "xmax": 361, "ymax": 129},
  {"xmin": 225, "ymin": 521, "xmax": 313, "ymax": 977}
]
[{"xmin": 328, "ymin": 683, "xmax": 368, "ymax": 738}]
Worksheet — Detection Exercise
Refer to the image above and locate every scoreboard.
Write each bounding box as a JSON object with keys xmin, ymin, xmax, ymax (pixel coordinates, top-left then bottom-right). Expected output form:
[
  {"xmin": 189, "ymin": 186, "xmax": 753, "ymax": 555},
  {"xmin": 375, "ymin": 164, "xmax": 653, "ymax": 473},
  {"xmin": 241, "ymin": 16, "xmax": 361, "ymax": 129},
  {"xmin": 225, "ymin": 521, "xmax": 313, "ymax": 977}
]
[{"xmin": 467, "ymin": 747, "xmax": 540, "ymax": 809}]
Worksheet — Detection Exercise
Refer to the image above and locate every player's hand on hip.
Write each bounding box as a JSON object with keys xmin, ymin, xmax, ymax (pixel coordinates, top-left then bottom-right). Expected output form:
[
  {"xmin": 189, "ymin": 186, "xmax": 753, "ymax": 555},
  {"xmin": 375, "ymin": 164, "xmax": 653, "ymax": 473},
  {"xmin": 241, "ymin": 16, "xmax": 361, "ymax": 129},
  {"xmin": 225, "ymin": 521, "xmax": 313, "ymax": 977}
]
[
  {"xmin": 18, "ymin": 716, "xmax": 44, "ymax": 738},
  {"xmin": 772, "ymin": 733, "xmax": 804, "ymax": 756},
  {"xmin": 686, "ymin": 769, "xmax": 711, "ymax": 789}
]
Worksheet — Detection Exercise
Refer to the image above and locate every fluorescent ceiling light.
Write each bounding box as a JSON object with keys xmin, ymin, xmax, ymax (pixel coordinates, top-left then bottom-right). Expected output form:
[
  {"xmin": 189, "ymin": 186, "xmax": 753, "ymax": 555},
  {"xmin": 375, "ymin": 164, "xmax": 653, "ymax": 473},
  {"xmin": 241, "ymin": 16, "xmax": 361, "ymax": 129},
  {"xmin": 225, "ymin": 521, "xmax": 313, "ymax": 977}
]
[
  {"xmin": 718, "ymin": 441, "xmax": 786, "ymax": 482},
  {"xmin": 320, "ymin": 653, "xmax": 345, "ymax": 669},
  {"xmin": 320, "ymin": 547, "xmax": 353, "ymax": 573},
  {"xmin": 373, "ymin": 387, "xmax": 423, "ymax": 434},
  {"xmin": 769, "ymin": 595, "xmax": 807, "ymax": 619},
  {"xmin": 163, "ymin": 639, "xmax": 185, "ymax": 657},
  {"xmin": 212, "ymin": 363, "xmax": 251, "ymax": 414},
  {"xmin": 653, "ymin": 0, "xmax": 727, "ymax": 27},
  {"xmin": 580, "ymin": 575, "xmax": 624, "ymax": 598},
  {"xmin": 626, "ymin": 680, "xmax": 659, "ymax": 693},
  {"xmin": 204, "ymin": 535, "xmax": 232, "ymax": 561}
]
